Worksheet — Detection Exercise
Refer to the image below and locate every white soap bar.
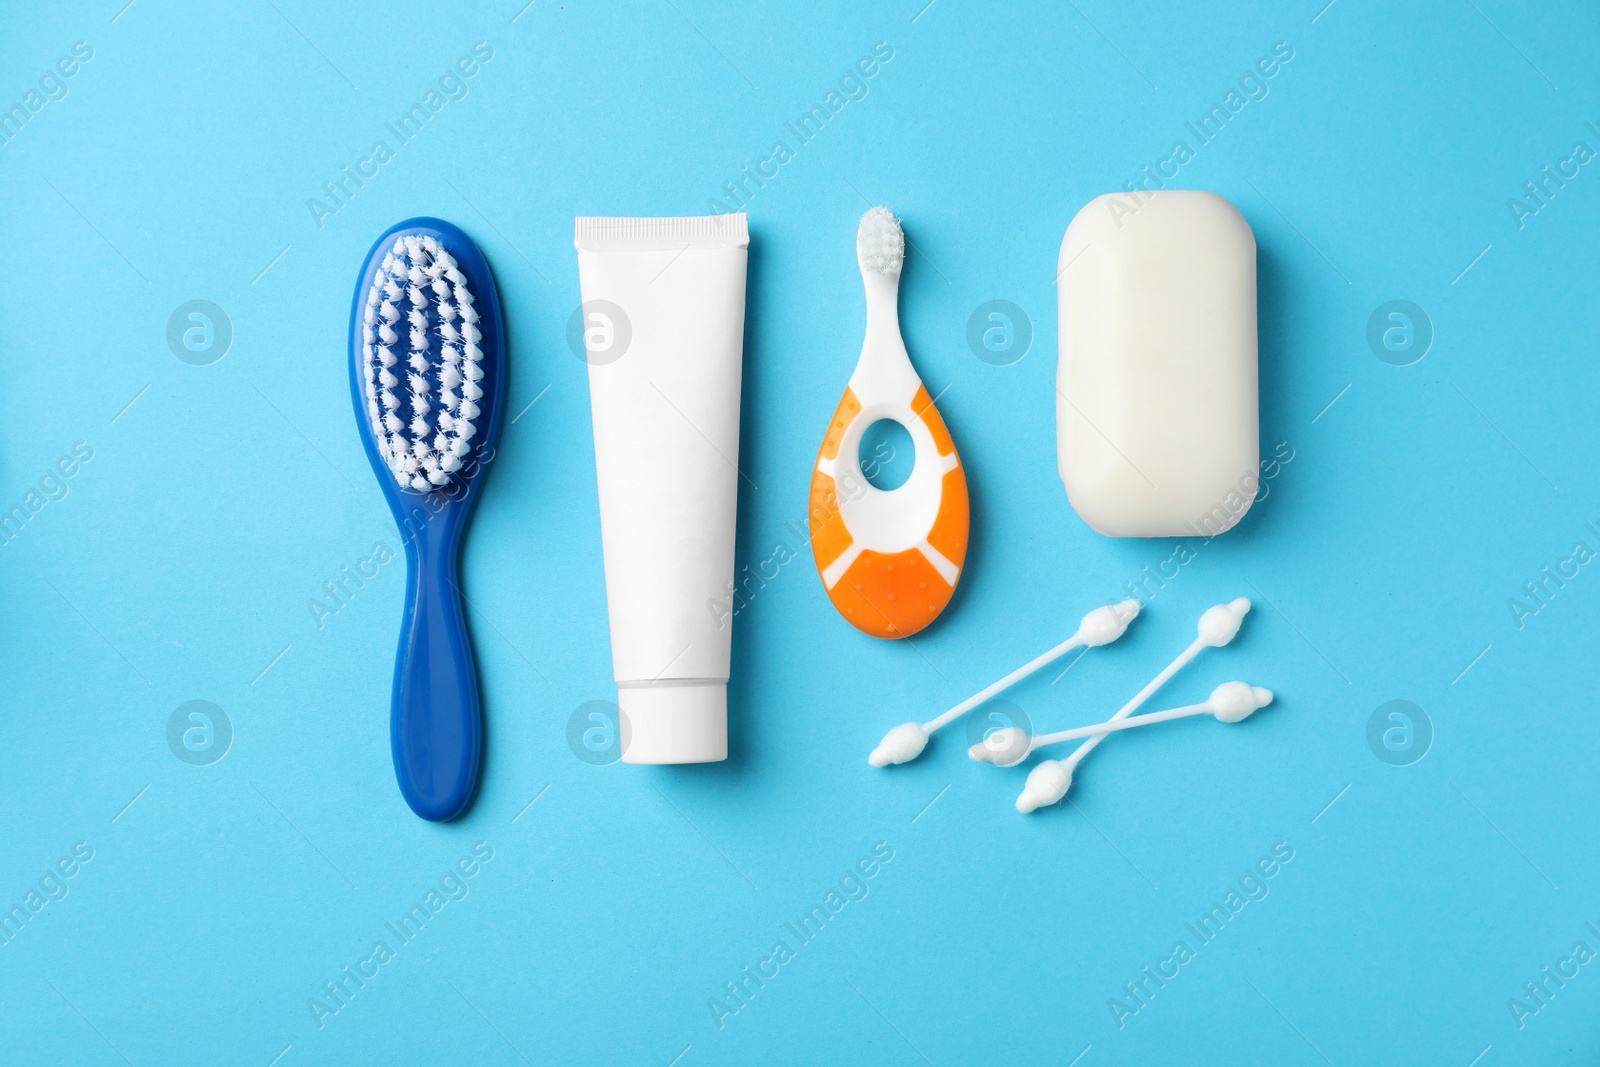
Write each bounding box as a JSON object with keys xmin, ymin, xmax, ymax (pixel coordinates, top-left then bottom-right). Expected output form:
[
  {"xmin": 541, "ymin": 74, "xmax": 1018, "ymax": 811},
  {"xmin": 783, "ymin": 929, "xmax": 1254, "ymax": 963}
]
[{"xmin": 1056, "ymin": 190, "xmax": 1259, "ymax": 538}]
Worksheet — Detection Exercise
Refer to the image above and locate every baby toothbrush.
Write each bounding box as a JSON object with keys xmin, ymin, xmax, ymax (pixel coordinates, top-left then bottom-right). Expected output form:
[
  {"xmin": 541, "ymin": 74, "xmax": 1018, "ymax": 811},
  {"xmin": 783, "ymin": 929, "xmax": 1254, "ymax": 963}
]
[
  {"xmin": 868, "ymin": 599, "xmax": 1141, "ymax": 766},
  {"xmin": 810, "ymin": 207, "xmax": 969, "ymax": 639},
  {"xmin": 348, "ymin": 218, "xmax": 505, "ymax": 821}
]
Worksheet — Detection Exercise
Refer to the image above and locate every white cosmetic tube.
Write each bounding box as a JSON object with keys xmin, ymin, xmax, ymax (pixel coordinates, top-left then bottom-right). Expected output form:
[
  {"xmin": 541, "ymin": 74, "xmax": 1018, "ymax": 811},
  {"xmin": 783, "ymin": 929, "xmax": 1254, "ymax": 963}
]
[{"xmin": 574, "ymin": 214, "xmax": 749, "ymax": 764}]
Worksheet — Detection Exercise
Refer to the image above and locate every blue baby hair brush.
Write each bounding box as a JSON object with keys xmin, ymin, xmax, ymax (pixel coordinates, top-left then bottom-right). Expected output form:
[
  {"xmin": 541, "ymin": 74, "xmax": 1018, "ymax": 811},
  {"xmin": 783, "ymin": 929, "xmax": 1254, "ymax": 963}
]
[{"xmin": 348, "ymin": 217, "xmax": 506, "ymax": 821}]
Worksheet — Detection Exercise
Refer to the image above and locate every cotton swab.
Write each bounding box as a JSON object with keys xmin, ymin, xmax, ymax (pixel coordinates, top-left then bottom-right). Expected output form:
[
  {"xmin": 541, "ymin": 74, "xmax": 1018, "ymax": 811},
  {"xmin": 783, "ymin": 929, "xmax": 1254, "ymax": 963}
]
[
  {"xmin": 1026, "ymin": 681, "xmax": 1273, "ymax": 746},
  {"xmin": 867, "ymin": 599, "xmax": 1141, "ymax": 768},
  {"xmin": 1002, "ymin": 597, "xmax": 1252, "ymax": 814},
  {"xmin": 972, "ymin": 598, "xmax": 1251, "ymax": 771}
]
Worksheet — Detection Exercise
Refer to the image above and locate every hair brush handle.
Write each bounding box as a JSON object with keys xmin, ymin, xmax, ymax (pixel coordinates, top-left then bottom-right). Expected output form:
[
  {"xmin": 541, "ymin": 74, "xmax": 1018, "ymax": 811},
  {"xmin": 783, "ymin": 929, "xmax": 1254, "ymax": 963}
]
[{"xmin": 391, "ymin": 511, "xmax": 481, "ymax": 822}]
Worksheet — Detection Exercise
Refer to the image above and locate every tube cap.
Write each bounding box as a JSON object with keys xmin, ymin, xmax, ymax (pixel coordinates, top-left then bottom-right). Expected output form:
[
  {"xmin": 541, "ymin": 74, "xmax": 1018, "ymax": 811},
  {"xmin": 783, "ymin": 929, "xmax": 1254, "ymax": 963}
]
[{"xmin": 618, "ymin": 682, "xmax": 727, "ymax": 764}]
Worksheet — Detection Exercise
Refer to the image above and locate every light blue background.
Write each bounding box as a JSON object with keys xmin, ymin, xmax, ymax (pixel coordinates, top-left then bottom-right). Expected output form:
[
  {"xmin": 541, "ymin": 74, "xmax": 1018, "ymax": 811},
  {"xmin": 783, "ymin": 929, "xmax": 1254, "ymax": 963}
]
[{"xmin": 2, "ymin": 1, "xmax": 1597, "ymax": 1063}]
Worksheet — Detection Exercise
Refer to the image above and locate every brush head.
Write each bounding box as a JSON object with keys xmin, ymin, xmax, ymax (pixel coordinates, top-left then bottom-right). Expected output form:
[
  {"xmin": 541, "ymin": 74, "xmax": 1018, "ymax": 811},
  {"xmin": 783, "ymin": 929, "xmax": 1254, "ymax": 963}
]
[
  {"xmin": 360, "ymin": 233, "xmax": 484, "ymax": 493},
  {"xmin": 856, "ymin": 206, "xmax": 904, "ymax": 276}
]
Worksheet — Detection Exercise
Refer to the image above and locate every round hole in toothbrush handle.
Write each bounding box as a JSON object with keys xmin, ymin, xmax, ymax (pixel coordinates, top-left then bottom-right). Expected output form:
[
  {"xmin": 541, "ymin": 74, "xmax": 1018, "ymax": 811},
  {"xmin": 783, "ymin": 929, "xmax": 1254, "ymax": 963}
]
[{"xmin": 809, "ymin": 383, "xmax": 969, "ymax": 639}]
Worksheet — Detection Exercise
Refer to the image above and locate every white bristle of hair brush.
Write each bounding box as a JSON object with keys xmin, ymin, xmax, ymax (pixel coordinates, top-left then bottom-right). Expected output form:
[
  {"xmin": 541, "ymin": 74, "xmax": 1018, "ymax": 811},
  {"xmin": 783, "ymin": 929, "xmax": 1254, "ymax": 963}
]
[
  {"xmin": 856, "ymin": 206, "xmax": 904, "ymax": 276},
  {"xmin": 361, "ymin": 234, "xmax": 482, "ymax": 492}
]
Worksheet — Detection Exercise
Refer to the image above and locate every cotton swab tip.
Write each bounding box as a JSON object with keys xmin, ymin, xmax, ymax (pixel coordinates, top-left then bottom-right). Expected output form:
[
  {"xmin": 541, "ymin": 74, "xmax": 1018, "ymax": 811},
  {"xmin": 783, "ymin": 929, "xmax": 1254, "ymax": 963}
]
[
  {"xmin": 1016, "ymin": 759, "xmax": 1074, "ymax": 813},
  {"xmin": 1077, "ymin": 598, "xmax": 1142, "ymax": 647},
  {"xmin": 967, "ymin": 726, "xmax": 1031, "ymax": 767},
  {"xmin": 1198, "ymin": 597, "xmax": 1251, "ymax": 647},
  {"xmin": 869, "ymin": 722, "xmax": 928, "ymax": 767},
  {"xmin": 1208, "ymin": 680, "xmax": 1273, "ymax": 723}
]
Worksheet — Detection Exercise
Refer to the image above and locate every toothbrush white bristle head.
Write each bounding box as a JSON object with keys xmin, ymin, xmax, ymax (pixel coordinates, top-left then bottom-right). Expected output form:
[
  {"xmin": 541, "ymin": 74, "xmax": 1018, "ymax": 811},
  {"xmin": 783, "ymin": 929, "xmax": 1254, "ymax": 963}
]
[
  {"xmin": 856, "ymin": 207, "xmax": 904, "ymax": 276},
  {"xmin": 869, "ymin": 722, "xmax": 928, "ymax": 767},
  {"xmin": 1017, "ymin": 759, "xmax": 1074, "ymax": 813},
  {"xmin": 1078, "ymin": 598, "xmax": 1141, "ymax": 647},
  {"xmin": 361, "ymin": 233, "xmax": 484, "ymax": 493},
  {"xmin": 1209, "ymin": 681, "xmax": 1273, "ymax": 723},
  {"xmin": 1198, "ymin": 597, "xmax": 1252, "ymax": 647},
  {"xmin": 967, "ymin": 726, "xmax": 1031, "ymax": 767}
]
